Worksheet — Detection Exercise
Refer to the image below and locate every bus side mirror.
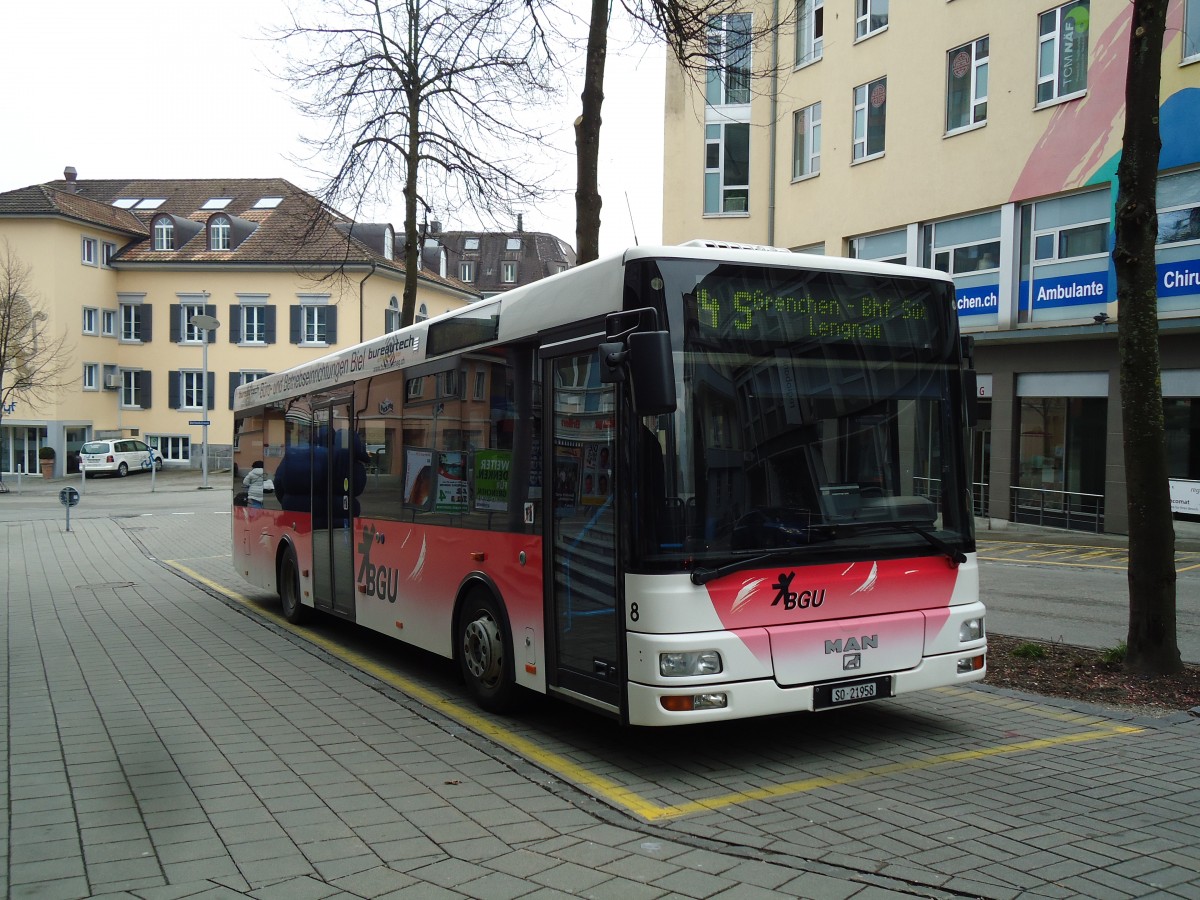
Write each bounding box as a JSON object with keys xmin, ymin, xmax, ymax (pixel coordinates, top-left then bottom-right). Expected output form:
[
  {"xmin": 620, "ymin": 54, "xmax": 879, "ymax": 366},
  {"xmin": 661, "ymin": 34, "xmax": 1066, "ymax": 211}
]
[
  {"xmin": 628, "ymin": 331, "xmax": 677, "ymax": 415},
  {"xmin": 964, "ymin": 369, "xmax": 979, "ymax": 427}
]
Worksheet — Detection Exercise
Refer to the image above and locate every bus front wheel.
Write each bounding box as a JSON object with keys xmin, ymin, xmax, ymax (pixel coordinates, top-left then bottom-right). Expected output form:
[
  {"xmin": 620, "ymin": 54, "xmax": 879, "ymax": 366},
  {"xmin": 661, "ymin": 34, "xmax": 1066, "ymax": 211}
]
[
  {"xmin": 457, "ymin": 592, "xmax": 516, "ymax": 713},
  {"xmin": 279, "ymin": 549, "xmax": 309, "ymax": 625}
]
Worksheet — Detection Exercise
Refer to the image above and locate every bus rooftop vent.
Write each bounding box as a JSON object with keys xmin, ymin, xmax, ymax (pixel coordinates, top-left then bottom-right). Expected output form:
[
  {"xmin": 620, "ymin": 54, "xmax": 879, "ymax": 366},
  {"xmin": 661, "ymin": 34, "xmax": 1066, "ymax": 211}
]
[{"xmin": 680, "ymin": 239, "xmax": 792, "ymax": 253}]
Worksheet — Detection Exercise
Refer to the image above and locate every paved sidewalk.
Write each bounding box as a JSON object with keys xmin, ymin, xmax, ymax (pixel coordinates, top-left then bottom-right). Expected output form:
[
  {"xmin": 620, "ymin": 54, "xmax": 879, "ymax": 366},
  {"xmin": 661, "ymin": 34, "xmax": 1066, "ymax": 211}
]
[
  {"xmin": 4, "ymin": 489, "xmax": 941, "ymax": 900},
  {"xmin": 4, "ymin": 473, "xmax": 1200, "ymax": 899}
]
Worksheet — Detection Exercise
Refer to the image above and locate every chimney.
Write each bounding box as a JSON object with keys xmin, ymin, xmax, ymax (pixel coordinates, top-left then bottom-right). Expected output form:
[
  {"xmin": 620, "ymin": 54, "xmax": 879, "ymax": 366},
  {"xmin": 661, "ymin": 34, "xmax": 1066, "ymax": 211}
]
[
  {"xmin": 63, "ymin": 166, "xmax": 78, "ymax": 191},
  {"xmin": 429, "ymin": 220, "xmax": 441, "ymax": 235},
  {"xmin": 516, "ymin": 213, "xmax": 523, "ymax": 233}
]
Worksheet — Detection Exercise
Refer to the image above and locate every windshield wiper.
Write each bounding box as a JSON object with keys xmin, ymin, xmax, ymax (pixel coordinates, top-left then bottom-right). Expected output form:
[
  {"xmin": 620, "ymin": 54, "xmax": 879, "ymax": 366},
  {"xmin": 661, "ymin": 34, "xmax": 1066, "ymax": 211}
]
[
  {"xmin": 690, "ymin": 550, "xmax": 800, "ymax": 586},
  {"xmin": 845, "ymin": 521, "xmax": 967, "ymax": 567}
]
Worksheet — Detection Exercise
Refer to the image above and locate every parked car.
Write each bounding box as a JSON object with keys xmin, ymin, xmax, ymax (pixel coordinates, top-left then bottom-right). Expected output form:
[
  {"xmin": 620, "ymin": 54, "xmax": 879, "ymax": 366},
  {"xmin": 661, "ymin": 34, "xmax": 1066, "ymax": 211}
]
[{"xmin": 79, "ymin": 439, "xmax": 164, "ymax": 478}]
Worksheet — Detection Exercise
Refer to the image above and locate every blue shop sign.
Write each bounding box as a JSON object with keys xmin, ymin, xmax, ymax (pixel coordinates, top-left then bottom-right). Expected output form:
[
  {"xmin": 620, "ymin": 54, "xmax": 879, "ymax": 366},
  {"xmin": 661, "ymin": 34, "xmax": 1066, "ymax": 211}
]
[
  {"xmin": 1158, "ymin": 257, "xmax": 1200, "ymax": 298},
  {"xmin": 955, "ymin": 284, "xmax": 1000, "ymax": 316},
  {"xmin": 1023, "ymin": 270, "xmax": 1110, "ymax": 310}
]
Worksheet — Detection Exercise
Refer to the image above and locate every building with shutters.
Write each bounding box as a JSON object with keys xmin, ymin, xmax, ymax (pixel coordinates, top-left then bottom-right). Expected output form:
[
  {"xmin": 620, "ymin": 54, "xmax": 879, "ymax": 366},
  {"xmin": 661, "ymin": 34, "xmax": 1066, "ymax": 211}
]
[
  {"xmin": 661, "ymin": 0, "xmax": 1200, "ymax": 533},
  {"xmin": 0, "ymin": 170, "xmax": 479, "ymax": 477}
]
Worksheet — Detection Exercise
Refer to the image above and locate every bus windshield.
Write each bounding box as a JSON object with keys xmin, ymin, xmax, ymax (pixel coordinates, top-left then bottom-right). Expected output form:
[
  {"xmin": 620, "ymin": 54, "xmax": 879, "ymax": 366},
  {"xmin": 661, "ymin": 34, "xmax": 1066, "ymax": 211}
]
[{"xmin": 635, "ymin": 258, "xmax": 972, "ymax": 568}]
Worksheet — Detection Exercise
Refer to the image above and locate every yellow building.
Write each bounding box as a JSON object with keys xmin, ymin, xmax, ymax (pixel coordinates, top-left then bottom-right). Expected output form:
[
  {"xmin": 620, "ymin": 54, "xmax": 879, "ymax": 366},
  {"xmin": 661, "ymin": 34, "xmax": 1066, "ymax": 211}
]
[
  {"xmin": 662, "ymin": 0, "xmax": 1200, "ymax": 533},
  {"xmin": 0, "ymin": 170, "xmax": 479, "ymax": 479}
]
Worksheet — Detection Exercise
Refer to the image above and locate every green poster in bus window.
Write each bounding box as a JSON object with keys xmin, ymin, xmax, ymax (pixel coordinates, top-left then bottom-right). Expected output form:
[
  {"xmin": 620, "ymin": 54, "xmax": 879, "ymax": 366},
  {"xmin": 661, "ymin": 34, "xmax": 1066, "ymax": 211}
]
[
  {"xmin": 474, "ymin": 449, "xmax": 511, "ymax": 511},
  {"xmin": 435, "ymin": 451, "xmax": 469, "ymax": 513}
]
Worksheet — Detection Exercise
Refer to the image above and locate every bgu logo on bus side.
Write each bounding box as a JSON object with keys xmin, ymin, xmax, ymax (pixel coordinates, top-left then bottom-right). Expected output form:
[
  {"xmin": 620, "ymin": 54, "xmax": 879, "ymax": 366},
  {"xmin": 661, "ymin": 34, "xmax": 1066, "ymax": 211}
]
[{"xmin": 357, "ymin": 524, "xmax": 399, "ymax": 603}]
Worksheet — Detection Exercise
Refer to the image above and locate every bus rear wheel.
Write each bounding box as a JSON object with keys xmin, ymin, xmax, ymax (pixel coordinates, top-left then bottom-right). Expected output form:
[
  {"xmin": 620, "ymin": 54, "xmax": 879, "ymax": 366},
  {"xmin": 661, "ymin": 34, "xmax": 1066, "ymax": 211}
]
[
  {"xmin": 458, "ymin": 593, "xmax": 516, "ymax": 713},
  {"xmin": 279, "ymin": 549, "xmax": 309, "ymax": 625}
]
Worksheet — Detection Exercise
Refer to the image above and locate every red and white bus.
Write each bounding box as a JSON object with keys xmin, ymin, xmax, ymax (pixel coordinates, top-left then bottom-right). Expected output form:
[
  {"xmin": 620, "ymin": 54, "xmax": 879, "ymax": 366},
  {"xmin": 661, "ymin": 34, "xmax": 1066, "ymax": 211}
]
[{"xmin": 232, "ymin": 242, "xmax": 985, "ymax": 725}]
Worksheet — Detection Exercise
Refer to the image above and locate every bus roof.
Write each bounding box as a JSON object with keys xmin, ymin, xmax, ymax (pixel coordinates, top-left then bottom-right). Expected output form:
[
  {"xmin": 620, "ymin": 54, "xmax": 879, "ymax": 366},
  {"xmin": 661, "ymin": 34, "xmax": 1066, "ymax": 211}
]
[{"xmin": 233, "ymin": 243, "xmax": 953, "ymax": 411}]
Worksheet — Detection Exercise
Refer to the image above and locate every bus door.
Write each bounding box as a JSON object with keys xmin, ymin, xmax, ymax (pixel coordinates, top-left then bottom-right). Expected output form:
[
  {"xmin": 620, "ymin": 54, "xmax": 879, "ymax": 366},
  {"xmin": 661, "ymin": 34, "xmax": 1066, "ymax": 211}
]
[
  {"xmin": 544, "ymin": 346, "xmax": 621, "ymax": 712},
  {"xmin": 311, "ymin": 397, "xmax": 357, "ymax": 620}
]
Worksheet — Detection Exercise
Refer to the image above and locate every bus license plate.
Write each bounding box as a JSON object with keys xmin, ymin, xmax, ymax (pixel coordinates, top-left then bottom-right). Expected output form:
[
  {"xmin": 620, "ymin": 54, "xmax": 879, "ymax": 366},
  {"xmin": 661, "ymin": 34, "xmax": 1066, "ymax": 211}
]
[{"xmin": 814, "ymin": 676, "xmax": 891, "ymax": 710}]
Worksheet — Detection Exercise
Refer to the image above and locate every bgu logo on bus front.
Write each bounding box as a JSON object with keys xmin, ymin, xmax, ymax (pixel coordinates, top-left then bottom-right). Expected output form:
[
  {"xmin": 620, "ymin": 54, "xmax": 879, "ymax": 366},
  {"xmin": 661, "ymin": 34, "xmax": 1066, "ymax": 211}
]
[
  {"xmin": 357, "ymin": 524, "xmax": 399, "ymax": 603},
  {"xmin": 770, "ymin": 571, "xmax": 826, "ymax": 610}
]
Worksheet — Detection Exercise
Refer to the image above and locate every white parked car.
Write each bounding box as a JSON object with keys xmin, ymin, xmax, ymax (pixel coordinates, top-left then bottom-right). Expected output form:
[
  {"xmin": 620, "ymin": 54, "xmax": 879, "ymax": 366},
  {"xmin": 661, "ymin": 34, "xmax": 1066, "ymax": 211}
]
[{"xmin": 79, "ymin": 439, "xmax": 164, "ymax": 478}]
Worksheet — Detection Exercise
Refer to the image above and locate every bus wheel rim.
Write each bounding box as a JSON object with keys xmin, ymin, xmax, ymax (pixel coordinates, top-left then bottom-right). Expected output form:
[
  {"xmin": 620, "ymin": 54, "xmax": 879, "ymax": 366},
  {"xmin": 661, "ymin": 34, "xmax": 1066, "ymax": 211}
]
[{"xmin": 463, "ymin": 615, "xmax": 502, "ymax": 684}]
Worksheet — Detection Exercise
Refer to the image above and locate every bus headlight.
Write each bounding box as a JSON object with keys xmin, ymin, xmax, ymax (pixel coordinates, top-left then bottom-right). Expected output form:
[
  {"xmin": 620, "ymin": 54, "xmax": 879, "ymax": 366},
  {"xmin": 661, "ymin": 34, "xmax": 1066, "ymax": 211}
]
[
  {"xmin": 959, "ymin": 618, "xmax": 984, "ymax": 642},
  {"xmin": 659, "ymin": 650, "xmax": 723, "ymax": 677}
]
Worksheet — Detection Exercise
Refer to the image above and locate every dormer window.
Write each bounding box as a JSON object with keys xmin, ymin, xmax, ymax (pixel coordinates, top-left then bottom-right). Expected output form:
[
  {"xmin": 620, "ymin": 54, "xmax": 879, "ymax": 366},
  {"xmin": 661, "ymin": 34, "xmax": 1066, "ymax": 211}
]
[
  {"xmin": 210, "ymin": 215, "xmax": 231, "ymax": 250},
  {"xmin": 153, "ymin": 217, "xmax": 175, "ymax": 251}
]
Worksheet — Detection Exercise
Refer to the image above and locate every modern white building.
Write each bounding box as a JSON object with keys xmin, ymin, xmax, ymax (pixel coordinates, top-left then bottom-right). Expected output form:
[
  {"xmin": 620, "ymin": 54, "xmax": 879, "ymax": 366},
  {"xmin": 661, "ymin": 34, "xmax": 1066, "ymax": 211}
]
[{"xmin": 661, "ymin": 0, "xmax": 1200, "ymax": 533}]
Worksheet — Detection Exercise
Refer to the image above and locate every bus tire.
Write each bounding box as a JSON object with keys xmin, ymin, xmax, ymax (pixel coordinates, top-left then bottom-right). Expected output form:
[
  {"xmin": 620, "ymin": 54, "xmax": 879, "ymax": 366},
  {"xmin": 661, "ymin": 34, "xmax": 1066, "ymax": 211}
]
[
  {"xmin": 457, "ymin": 592, "xmax": 516, "ymax": 713},
  {"xmin": 279, "ymin": 548, "xmax": 309, "ymax": 625}
]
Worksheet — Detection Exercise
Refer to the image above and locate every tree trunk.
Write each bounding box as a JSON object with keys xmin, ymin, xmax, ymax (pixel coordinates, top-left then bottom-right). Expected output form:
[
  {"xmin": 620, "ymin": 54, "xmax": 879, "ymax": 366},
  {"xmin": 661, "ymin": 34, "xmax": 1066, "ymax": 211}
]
[
  {"xmin": 402, "ymin": 81, "xmax": 422, "ymax": 328},
  {"xmin": 575, "ymin": 0, "xmax": 608, "ymax": 264},
  {"xmin": 1114, "ymin": 0, "xmax": 1180, "ymax": 675}
]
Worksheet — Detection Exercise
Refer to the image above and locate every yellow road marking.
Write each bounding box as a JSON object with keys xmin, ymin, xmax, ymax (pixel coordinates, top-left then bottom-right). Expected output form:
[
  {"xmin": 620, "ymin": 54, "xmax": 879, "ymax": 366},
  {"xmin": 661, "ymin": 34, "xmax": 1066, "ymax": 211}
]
[
  {"xmin": 166, "ymin": 561, "xmax": 1147, "ymax": 823},
  {"xmin": 979, "ymin": 555, "xmax": 1129, "ymax": 571}
]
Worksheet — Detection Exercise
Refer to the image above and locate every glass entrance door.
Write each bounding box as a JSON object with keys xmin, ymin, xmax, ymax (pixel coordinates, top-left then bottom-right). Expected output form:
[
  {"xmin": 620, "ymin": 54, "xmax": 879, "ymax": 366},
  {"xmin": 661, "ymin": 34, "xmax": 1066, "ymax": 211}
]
[{"xmin": 546, "ymin": 349, "xmax": 621, "ymax": 709}]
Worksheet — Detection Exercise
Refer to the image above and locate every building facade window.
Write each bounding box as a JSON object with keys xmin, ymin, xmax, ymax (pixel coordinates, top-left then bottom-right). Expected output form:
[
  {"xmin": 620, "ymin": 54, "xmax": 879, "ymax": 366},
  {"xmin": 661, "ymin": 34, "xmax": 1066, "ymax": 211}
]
[
  {"xmin": 796, "ymin": 0, "xmax": 823, "ymax": 66},
  {"xmin": 706, "ymin": 13, "xmax": 752, "ymax": 106},
  {"xmin": 1037, "ymin": 1, "xmax": 1090, "ymax": 105},
  {"xmin": 1155, "ymin": 168, "xmax": 1200, "ymax": 313},
  {"xmin": 922, "ymin": 210, "xmax": 1002, "ymax": 323},
  {"xmin": 385, "ymin": 296, "xmax": 401, "ymax": 333},
  {"xmin": 152, "ymin": 435, "xmax": 190, "ymax": 463},
  {"xmin": 946, "ymin": 37, "xmax": 989, "ymax": 132},
  {"xmin": 460, "ymin": 261, "xmax": 475, "ymax": 282},
  {"xmin": 182, "ymin": 304, "xmax": 207, "ymax": 343},
  {"xmin": 1187, "ymin": 0, "xmax": 1200, "ymax": 62},
  {"xmin": 505, "ymin": 238, "xmax": 522, "ymax": 251},
  {"xmin": 1019, "ymin": 189, "xmax": 1110, "ymax": 322},
  {"xmin": 416, "ymin": 302, "xmax": 429, "ymax": 323},
  {"xmin": 852, "ymin": 77, "xmax": 887, "ymax": 162},
  {"xmin": 102, "ymin": 309, "xmax": 116, "ymax": 336},
  {"xmin": 849, "ymin": 229, "xmax": 907, "ymax": 264},
  {"xmin": 855, "ymin": 0, "xmax": 888, "ymax": 40},
  {"xmin": 502, "ymin": 261, "xmax": 517, "ymax": 283},
  {"xmin": 705, "ymin": 122, "xmax": 750, "ymax": 213},
  {"xmin": 209, "ymin": 215, "xmax": 231, "ymax": 251},
  {"xmin": 463, "ymin": 237, "xmax": 480, "ymax": 251},
  {"xmin": 81, "ymin": 236, "xmax": 97, "ymax": 265},
  {"xmin": 121, "ymin": 370, "xmax": 143, "ymax": 408},
  {"xmin": 83, "ymin": 363, "xmax": 98, "ymax": 390},
  {"xmin": 302, "ymin": 306, "xmax": 327, "ymax": 344},
  {"xmin": 153, "ymin": 217, "xmax": 175, "ymax": 251},
  {"xmin": 181, "ymin": 371, "xmax": 207, "ymax": 410},
  {"xmin": 792, "ymin": 102, "xmax": 821, "ymax": 179},
  {"xmin": 102, "ymin": 241, "xmax": 117, "ymax": 266},
  {"xmin": 83, "ymin": 307, "xmax": 98, "ymax": 335},
  {"xmin": 120, "ymin": 303, "xmax": 144, "ymax": 342},
  {"xmin": 242, "ymin": 305, "xmax": 267, "ymax": 343}
]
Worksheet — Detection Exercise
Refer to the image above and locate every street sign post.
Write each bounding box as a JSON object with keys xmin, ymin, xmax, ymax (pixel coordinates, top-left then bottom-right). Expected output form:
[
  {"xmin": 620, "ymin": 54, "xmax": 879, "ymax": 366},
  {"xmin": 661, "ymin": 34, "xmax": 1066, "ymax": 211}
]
[{"xmin": 59, "ymin": 486, "xmax": 80, "ymax": 532}]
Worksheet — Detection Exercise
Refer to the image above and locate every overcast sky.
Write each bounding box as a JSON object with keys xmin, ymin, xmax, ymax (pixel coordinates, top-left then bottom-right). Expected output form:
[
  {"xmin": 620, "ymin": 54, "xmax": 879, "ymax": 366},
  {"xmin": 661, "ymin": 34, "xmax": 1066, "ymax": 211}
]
[{"xmin": 2, "ymin": 0, "xmax": 665, "ymax": 257}]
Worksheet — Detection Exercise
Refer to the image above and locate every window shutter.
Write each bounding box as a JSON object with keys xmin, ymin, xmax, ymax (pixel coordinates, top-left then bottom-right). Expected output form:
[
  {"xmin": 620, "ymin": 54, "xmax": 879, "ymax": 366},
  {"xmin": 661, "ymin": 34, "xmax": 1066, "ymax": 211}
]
[
  {"xmin": 141, "ymin": 305, "xmax": 153, "ymax": 342},
  {"xmin": 207, "ymin": 372, "xmax": 215, "ymax": 410},
  {"xmin": 265, "ymin": 306, "xmax": 277, "ymax": 344},
  {"xmin": 169, "ymin": 371, "xmax": 181, "ymax": 409},
  {"xmin": 228, "ymin": 372, "xmax": 239, "ymax": 409},
  {"xmin": 138, "ymin": 370, "xmax": 152, "ymax": 408},
  {"xmin": 290, "ymin": 306, "xmax": 301, "ymax": 344},
  {"xmin": 229, "ymin": 305, "xmax": 241, "ymax": 343},
  {"xmin": 169, "ymin": 304, "xmax": 181, "ymax": 343},
  {"xmin": 326, "ymin": 307, "xmax": 338, "ymax": 344},
  {"xmin": 205, "ymin": 304, "xmax": 218, "ymax": 342}
]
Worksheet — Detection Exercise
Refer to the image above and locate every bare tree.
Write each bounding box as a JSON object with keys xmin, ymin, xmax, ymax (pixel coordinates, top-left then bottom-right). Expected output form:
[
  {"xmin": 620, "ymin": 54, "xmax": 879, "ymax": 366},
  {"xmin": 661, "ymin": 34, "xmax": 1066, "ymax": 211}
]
[
  {"xmin": 1113, "ymin": 0, "xmax": 1180, "ymax": 675},
  {"xmin": 0, "ymin": 239, "xmax": 75, "ymax": 464},
  {"xmin": 572, "ymin": 1, "xmax": 788, "ymax": 262},
  {"xmin": 277, "ymin": 0, "xmax": 559, "ymax": 326}
]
